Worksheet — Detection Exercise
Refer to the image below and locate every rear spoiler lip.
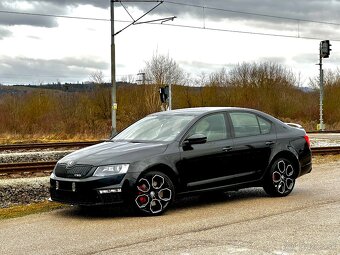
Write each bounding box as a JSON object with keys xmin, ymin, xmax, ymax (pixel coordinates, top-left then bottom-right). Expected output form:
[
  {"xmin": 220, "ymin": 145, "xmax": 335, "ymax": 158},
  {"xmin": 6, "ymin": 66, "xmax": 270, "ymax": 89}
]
[{"xmin": 285, "ymin": 122, "xmax": 304, "ymax": 130}]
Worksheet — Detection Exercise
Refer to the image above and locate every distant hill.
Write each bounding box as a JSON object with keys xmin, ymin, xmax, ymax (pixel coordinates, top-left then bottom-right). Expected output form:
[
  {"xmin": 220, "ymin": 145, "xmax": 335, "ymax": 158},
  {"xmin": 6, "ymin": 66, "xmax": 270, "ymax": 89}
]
[{"xmin": 0, "ymin": 82, "xmax": 137, "ymax": 95}]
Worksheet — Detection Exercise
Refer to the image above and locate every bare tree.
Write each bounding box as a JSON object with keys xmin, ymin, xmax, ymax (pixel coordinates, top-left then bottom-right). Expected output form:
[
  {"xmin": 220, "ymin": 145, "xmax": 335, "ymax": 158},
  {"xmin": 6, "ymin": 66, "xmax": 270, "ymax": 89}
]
[
  {"xmin": 121, "ymin": 74, "xmax": 136, "ymax": 84},
  {"xmin": 89, "ymin": 70, "xmax": 105, "ymax": 84},
  {"xmin": 138, "ymin": 53, "xmax": 186, "ymax": 112},
  {"xmin": 141, "ymin": 53, "xmax": 185, "ymax": 86}
]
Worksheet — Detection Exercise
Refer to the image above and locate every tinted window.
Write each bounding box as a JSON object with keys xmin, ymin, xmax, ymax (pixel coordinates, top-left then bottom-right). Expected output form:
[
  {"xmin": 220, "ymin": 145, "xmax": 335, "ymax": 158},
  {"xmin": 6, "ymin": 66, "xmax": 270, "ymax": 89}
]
[
  {"xmin": 258, "ymin": 116, "xmax": 272, "ymax": 134},
  {"xmin": 230, "ymin": 112, "xmax": 261, "ymax": 138},
  {"xmin": 188, "ymin": 113, "xmax": 228, "ymax": 142}
]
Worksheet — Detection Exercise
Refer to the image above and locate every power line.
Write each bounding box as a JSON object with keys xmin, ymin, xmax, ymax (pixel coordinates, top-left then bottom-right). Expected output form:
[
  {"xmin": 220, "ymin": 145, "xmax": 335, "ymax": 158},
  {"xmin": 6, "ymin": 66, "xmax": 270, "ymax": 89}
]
[
  {"xmin": 114, "ymin": 20, "xmax": 340, "ymax": 42},
  {"xmin": 166, "ymin": 24, "xmax": 340, "ymax": 42},
  {"xmin": 0, "ymin": 10, "xmax": 110, "ymax": 21},
  {"xmin": 163, "ymin": 0, "xmax": 340, "ymax": 27},
  {"xmin": 0, "ymin": 5, "xmax": 339, "ymax": 42},
  {"xmin": 1, "ymin": 2, "xmax": 340, "ymax": 27}
]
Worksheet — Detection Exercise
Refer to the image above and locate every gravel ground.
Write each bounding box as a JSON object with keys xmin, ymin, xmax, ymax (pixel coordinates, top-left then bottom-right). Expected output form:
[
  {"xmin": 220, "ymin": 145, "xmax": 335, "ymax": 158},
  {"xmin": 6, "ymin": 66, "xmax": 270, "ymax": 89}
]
[
  {"xmin": 0, "ymin": 150, "xmax": 73, "ymax": 164},
  {"xmin": 0, "ymin": 176, "xmax": 49, "ymax": 208},
  {"xmin": 0, "ymin": 150, "xmax": 71, "ymax": 208}
]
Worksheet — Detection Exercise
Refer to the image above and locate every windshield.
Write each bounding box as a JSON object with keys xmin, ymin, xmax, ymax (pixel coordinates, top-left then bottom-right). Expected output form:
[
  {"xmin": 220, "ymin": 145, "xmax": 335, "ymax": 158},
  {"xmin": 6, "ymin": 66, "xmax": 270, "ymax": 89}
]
[{"xmin": 113, "ymin": 115, "xmax": 195, "ymax": 142}]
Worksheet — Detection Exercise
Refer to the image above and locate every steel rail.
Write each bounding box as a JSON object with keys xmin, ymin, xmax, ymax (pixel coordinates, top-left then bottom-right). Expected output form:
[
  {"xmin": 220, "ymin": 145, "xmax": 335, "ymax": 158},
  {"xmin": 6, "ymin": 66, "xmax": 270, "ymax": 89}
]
[
  {"xmin": 0, "ymin": 161, "xmax": 57, "ymax": 175},
  {"xmin": 0, "ymin": 141, "xmax": 100, "ymax": 151},
  {"xmin": 310, "ymin": 146, "xmax": 340, "ymax": 155}
]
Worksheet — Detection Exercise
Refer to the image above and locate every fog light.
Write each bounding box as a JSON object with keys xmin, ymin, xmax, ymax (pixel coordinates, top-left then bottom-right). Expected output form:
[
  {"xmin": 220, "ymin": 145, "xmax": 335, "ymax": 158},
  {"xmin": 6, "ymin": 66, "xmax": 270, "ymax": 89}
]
[
  {"xmin": 56, "ymin": 181, "xmax": 59, "ymax": 190},
  {"xmin": 99, "ymin": 188, "xmax": 122, "ymax": 194},
  {"xmin": 72, "ymin": 182, "xmax": 76, "ymax": 192}
]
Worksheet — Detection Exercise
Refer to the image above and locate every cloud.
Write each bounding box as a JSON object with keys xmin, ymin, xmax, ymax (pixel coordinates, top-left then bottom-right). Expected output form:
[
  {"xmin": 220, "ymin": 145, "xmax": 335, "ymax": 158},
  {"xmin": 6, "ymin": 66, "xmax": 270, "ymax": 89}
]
[
  {"xmin": 0, "ymin": 27, "xmax": 12, "ymax": 39},
  {"xmin": 0, "ymin": 0, "xmax": 109, "ymax": 28},
  {"xmin": 149, "ymin": 0, "xmax": 339, "ymax": 23},
  {"xmin": 293, "ymin": 52, "xmax": 340, "ymax": 64},
  {"xmin": 41, "ymin": 0, "xmax": 109, "ymax": 9},
  {"xmin": 0, "ymin": 56, "xmax": 109, "ymax": 84},
  {"xmin": 128, "ymin": 0, "xmax": 340, "ymax": 38},
  {"xmin": 258, "ymin": 57, "xmax": 286, "ymax": 64},
  {"xmin": 0, "ymin": 1, "xmax": 63, "ymax": 27}
]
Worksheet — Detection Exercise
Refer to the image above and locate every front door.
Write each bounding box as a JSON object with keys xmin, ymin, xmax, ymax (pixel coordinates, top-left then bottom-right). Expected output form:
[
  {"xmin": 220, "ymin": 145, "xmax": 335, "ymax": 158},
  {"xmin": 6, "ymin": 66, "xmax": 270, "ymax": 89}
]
[{"xmin": 177, "ymin": 113, "xmax": 234, "ymax": 191}]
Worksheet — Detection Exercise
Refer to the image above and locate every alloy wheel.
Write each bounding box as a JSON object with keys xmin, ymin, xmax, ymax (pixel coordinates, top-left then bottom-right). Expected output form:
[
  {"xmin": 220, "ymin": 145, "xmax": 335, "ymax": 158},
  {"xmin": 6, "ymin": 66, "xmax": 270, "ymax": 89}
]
[
  {"xmin": 263, "ymin": 158, "xmax": 296, "ymax": 197},
  {"xmin": 272, "ymin": 160, "xmax": 295, "ymax": 194},
  {"xmin": 134, "ymin": 172, "xmax": 174, "ymax": 215}
]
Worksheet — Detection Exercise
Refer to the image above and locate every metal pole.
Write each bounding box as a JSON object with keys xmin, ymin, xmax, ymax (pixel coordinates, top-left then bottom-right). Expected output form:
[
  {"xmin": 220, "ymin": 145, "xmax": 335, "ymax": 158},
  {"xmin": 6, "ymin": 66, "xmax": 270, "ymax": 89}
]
[
  {"xmin": 111, "ymin": 0, "xmax": 117, "ymax": 136},
  {"xmin": 169, "ymin": 84, "xmax": 172, "ymax": 110},
  {"xmin": 319, "ymin": 42, "xmax": 324, "ymax": 131}
]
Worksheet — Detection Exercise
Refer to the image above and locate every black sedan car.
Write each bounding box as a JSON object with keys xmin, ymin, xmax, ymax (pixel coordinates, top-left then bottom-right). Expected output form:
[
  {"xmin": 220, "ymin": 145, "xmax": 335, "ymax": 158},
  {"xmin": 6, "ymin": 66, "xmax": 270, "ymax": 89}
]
[{"xmin": 50, "ymin": 107, "xmax": 312, "ymax": 215}]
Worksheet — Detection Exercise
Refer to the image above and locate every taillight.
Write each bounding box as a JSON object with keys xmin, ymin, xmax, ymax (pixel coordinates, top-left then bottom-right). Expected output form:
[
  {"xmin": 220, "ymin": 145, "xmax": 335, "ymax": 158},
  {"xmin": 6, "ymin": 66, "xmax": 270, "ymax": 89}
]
[{"xmin": 304, "ymin": 135, "xmax": 311, "ymax": 148}]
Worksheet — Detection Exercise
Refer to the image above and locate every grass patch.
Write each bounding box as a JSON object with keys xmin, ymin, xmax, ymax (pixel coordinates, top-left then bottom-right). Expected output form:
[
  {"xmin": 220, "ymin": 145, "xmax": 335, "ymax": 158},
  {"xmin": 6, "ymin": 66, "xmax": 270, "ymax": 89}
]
[
  {"xmin": 0, "ymin": 201, "xmax": 68, "ymax": 220},
  {"xmin": 313, "ymin": 154, "xmax": 340, "ymax": 164}
]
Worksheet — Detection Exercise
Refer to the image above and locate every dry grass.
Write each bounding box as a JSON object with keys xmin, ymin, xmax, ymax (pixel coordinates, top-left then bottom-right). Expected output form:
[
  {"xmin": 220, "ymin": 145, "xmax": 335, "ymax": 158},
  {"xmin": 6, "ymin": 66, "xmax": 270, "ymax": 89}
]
[
  {"xmin": 0, "ymin": 133, "xmax": 103, "ymax": 145},
  {"xmin": 1, "ymin": 62, "xmax": 340, "ymax": 141},
  {"xmin": 312, "ymin": 154, "xmax": 340, "ymax": 164},
  {"xmin": 0, "ymin": 201, "xmax": 67, "ymax": 220}
]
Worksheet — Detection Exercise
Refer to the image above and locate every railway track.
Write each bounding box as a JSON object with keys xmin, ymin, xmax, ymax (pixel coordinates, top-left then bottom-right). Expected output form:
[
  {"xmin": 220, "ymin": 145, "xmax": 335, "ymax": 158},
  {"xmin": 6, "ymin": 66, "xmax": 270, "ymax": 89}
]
[
  {"xmin": 0, "ymin": 141, "xmax": 100, "ymax": 151},
  {"xmin": 310, "ymin": 146, "xmax": 340, "ymax": 155},
  {"xmin": 0, "ymin": 161, "xmax": 57, "ymax": 175},
  {"xmin": 0, "ymin": 145, "xmax": 339, "ymax": 176}
]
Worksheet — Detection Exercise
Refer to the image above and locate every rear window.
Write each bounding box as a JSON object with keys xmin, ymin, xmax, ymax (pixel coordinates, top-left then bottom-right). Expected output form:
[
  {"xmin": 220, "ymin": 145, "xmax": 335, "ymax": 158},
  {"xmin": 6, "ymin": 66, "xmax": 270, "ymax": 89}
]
[
  {"xmin": 230, "ymin": 112, "xmax": 273, "ymax": 138},
  {"xmin": 230, "ymin": 112, "xmax": 261, "ymax": 138}
]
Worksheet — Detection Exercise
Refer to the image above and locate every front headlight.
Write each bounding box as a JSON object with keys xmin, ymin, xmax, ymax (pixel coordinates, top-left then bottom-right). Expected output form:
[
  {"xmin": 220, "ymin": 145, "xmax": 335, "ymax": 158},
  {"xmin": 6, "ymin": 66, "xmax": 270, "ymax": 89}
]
[{"xmin": 93, "ymin": 164, "xmax": 129, "ymax": 177}]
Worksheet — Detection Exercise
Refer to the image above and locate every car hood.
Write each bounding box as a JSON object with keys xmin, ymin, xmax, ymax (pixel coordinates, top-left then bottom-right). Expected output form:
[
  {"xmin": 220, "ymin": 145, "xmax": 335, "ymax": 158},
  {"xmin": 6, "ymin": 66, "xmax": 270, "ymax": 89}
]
[{"xmin": 59, "ymin": 141, "xmax": 168, "ymax": 166}]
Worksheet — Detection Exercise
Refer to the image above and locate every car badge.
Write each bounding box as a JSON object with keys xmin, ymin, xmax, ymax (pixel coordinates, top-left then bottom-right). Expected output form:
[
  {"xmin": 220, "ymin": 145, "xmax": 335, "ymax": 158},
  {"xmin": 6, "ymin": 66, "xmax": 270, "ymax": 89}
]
[
  {"xmin": 74, "ymin": 174, "xmax": 82, "ymax": 177},
  {"xmin": 66, "ymin": 160, "xmax": 76, "ymax": 168}
]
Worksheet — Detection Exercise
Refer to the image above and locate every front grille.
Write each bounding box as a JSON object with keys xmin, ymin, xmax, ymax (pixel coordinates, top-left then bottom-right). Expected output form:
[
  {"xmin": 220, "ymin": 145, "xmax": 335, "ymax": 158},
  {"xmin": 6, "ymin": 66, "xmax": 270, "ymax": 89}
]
[
  {"xmin": 55, "ymin": 163, "xmax": 93, "ymax": 178},
  {"xmin": 50, "ymin": 189, "xmax": 100, "ymax": 205}
]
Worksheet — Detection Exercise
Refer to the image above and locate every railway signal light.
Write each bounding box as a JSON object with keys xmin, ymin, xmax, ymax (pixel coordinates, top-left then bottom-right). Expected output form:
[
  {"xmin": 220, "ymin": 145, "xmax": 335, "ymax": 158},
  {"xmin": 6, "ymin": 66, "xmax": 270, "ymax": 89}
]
[
  {"xmin": 320, "ymin": 40, "xmax": 331, "ymax": 58},
  {"xmin": 159, "ymin": 86, "xmax": 169, "ymax": 103}
]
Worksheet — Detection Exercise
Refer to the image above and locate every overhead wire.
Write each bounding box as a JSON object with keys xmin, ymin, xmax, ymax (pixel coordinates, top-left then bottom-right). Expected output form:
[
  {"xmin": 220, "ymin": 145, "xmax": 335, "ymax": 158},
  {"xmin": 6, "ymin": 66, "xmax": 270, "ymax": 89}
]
[
  {"xmin": 163, "ymin": 0, "xmax": 340, "ymax": 27},
  {"xmin": 0, "ymin": 2, "xmax": 339, "ymax": 42}
]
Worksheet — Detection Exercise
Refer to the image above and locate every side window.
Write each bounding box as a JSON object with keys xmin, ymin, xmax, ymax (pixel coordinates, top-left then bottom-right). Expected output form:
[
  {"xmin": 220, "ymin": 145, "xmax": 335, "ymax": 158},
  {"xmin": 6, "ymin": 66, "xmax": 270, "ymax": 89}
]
[
  {"xmin": 230, "ymin": 112, "xmax": 261, "ymax": 138},
  {"xmin": 188, "ymin": 113, "xmax": 228, "ymax": 142},
  {"xmin": 258, "ymin": 116, "xmax": 272, "ymax": 134}
]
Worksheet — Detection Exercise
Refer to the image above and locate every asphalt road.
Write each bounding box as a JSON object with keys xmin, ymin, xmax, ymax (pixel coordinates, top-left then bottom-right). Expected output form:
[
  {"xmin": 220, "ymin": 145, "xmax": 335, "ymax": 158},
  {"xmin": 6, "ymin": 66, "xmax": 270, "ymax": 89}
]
[{"xmin": 0, "ymin": 158, "xmax": 339, "ymax": 255}]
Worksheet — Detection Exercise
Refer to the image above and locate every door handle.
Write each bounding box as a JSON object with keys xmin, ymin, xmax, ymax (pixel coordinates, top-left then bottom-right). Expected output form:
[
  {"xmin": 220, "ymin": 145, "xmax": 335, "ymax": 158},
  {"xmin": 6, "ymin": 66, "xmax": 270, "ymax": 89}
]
[
  {"xmin": 265, "ymin": 141, "xmax": 275, "ymax": 146},
  {"xmin": 222, "ymin": 146, "xmax": 232, "ymax": 152}
]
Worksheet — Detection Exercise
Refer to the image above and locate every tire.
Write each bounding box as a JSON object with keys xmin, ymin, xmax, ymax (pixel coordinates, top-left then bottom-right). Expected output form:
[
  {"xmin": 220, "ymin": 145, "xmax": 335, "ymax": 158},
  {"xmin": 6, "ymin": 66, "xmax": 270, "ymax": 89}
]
[
  {"xmin": 133, "ymin": 171, "xmax": 175, "ymax": 216},
  {"xmin": 263, "ymin": 158, "xmax": 296, "ymax": 197}
]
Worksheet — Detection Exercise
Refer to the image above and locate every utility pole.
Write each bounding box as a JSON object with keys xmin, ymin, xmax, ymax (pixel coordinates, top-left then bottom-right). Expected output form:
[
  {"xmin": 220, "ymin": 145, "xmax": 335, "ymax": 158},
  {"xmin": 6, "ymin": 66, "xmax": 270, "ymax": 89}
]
[
  {"xmin": 109, "ymin": 1, "xmax": 175, "ymax": 136},
  {"xmin": 319, "ymin": 51, "xmax": 324, "ymax": 131},
  {"xmin": 111, "ymin": 0, "xmax": 117, "ymax": 136},
  {"xmin": 318, "ymin": 40, "xmax": 331, "ymax": 131}
]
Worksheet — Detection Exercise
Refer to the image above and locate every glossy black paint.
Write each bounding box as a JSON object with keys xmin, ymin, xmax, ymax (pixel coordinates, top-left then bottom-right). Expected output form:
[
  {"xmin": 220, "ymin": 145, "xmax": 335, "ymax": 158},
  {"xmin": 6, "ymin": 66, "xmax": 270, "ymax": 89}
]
[{"xmin": 50, "ymin": 107, "xmax": 312, "ymax": 206}]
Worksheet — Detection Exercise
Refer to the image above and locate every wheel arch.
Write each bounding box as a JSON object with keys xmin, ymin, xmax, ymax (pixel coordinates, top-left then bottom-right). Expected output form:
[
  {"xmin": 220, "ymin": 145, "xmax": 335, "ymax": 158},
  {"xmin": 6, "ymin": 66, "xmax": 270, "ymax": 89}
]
[
  {"xmin": 268, "ymin": 150, "xmax": 301, "ymax": 178},
  {"xmin": 139, "ymin": 164, "xmax": 179, "ymax": 192}
]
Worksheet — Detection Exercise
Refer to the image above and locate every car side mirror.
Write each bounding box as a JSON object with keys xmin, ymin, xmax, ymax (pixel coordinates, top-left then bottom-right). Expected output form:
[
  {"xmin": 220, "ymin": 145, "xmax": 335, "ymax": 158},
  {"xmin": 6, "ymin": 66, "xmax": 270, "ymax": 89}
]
[{"xmin": 183, "ymin": 133, "xmax": 207, "ymax": 146}]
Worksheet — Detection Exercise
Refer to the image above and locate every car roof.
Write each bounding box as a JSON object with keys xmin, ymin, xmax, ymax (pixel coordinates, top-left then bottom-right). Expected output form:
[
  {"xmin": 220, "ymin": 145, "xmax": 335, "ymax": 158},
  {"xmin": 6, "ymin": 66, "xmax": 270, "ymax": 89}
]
[
  {"xmin": 150, "ymin": 107, "xmax": 286, "ymax": 126},
  {"xmin": 151, "ymin": 107, "xmax": 261, "ymax": 116}
]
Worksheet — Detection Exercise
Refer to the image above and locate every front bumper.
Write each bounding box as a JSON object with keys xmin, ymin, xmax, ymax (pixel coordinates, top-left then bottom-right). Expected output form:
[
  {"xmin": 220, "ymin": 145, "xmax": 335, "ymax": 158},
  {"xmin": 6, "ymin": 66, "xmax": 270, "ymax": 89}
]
[{"xmin": 50, "ymin": 173, "xmax": 135, "ymax": 206}]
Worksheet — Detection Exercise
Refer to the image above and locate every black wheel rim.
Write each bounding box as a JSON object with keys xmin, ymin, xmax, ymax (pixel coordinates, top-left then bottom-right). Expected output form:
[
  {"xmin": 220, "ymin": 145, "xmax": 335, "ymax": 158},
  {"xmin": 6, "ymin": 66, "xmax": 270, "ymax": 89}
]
[
  {"xmin": 272, "ymin": 160, "xmax": 295, "ymax": 194},
  {"xmin": 135, "ymin": 174, "xmax": 172, "ymax": 214}
]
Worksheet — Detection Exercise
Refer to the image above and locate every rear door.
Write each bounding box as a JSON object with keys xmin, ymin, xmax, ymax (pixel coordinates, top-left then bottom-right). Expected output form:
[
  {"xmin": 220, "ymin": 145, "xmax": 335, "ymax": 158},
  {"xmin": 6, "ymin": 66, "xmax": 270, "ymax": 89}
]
[{"xmin": 228, "ymin": 111, "xmax": 276, "ymax": 181}]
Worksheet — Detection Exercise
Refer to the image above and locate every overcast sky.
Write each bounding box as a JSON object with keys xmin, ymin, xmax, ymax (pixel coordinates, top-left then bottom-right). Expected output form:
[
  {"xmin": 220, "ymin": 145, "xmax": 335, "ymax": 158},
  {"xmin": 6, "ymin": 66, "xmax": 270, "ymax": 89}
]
[{"xmin": 0, "ymin": 0, "xmax": 339, "ymax": 86}]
